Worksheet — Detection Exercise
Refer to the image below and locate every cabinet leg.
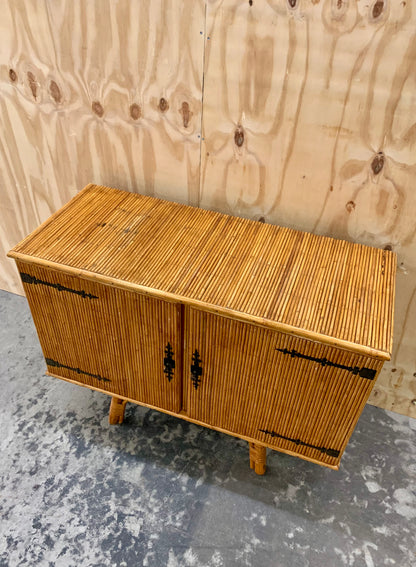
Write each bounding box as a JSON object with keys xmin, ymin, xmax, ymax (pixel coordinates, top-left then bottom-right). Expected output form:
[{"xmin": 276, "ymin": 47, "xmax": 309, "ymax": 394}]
[
  {"xmin": 109, "ymin": 397, "xmax": 127, "ymax": 425},
  {"xmin": 249, "ymin": 442, "xmax": 267, "ymax": 475}
]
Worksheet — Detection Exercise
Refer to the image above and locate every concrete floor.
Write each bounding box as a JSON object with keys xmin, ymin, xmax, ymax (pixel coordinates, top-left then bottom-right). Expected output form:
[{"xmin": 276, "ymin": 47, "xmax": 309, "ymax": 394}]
[{"xmin": 0, "ymin": 288, "xmax": 415, "ymax": 567}]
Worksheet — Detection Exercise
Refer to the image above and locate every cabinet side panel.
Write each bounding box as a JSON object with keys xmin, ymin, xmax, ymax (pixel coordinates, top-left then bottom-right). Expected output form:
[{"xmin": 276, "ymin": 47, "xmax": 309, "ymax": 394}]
[
  {"xmin": 186, "ymin": 309, "xmax": 383, "ymax": 467},
  {"xmin": 16, "ymin": 261, "xmax": 182, "ymax": 413}
]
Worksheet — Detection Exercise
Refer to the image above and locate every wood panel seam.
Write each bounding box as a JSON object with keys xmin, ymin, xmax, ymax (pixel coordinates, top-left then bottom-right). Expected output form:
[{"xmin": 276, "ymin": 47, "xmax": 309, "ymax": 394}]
[{"xmin": 197, "ymin": 0, "xmax": 208, "ymax": 208}]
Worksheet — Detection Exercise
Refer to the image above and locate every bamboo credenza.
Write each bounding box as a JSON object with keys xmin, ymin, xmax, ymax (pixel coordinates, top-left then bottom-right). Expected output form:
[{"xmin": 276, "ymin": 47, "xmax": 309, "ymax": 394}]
[{"xmin": 8, "ymin": 184, "xmax": 396, "ymax": 474}]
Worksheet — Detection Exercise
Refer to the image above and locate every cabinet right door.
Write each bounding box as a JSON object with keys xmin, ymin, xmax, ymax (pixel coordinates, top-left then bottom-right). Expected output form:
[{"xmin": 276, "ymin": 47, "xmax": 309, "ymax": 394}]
[{"xmin": 185, "ymin": 308, "xmax": 383, "ymax": 468}]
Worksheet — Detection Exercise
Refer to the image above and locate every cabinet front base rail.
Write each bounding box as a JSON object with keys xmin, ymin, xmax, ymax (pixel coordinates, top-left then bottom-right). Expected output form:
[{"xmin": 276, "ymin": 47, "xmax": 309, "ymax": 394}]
[{"xmin": 46, "ymin": 371, "xmax": 341, "ymax": 472}]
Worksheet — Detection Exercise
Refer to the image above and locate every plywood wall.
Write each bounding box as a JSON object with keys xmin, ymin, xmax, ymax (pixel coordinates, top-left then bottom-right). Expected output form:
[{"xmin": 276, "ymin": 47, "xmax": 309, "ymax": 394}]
[
  {"xmin": 1, "ymin": 0, "xmax": 415, "ymax": 418},
  {"xmin": 0, "ymin": 0, "xmax": 206, "ymax": 292},
  {"xmin": 199, "ymin": 0, "xmax": 416, "ymax": 419}
]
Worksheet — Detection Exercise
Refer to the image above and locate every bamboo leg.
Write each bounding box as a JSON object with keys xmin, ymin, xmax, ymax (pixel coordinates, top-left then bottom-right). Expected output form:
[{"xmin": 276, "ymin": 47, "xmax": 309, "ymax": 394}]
[
  {"xmin": 109, "ymin": 397, "xmax": 127, "ymax": 424},
  {"xmin": 249, "ymin": 442, "xmax": 267, "ymax": 475}
]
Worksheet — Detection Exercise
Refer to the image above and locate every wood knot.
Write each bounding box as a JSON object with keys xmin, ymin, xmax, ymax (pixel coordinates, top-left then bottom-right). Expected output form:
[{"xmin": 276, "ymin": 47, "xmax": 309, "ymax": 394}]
[
  {"xmin": 9, "ymin": 68, "xmax": 17, "ymax": 82},
  {"xmin": 129, "ymin": 103, "xmax": 141, "ymax": 120},
  {"xmin": 372, "ymin": 0, "xmax": 385, "ymax": 19},
  {"xmin": 383, "ymin": 244, "xmax": 392, "ymax": 251},
  {"xmin": 49, "ymin": 80, "xmax": 62, "ymax": 104},
  {"xmin": 92, "ymin": 101, "xmax": 104, "ymax": 117},
  {"xmin": 234, "ymin": 127, "xmax": 244, "ymax": 148},
  {"xmin": 258, "ymin": 216, "xmax": 265, "ymax": 223},
  {"xmin": 27, "ymin": 71, "xmax": 38, "ymax": 99},
  {"xmin": 288, "ymin": 0, "xmax": 297, "ymax": 7},
  {"xmin": 180, "ymin": 101, "xmax": 191, "ymax": 128},
  {"xmin": 345, "ymin": 201, "xmax": 356, "ymax": 213},
  {"xmin": 159, "ymin": 97, "xmax": 169, "ymax": 112},
  {"xmin": 249, "ymin": 0, "xmax": 253, "ymax": 5},
  {"xmin": 371, "ymin": 152, "xmax": 384, "ymax": 175}
]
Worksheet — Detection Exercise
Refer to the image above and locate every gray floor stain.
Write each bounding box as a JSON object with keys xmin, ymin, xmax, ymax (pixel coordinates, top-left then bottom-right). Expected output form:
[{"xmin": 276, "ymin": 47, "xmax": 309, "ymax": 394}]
[{"xmin": 0, "ymin": 289, "xmax": 415, "ymax": 567}]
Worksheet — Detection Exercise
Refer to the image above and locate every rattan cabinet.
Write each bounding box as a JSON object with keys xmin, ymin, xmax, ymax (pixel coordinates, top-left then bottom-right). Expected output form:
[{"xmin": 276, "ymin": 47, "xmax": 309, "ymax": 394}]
[{"xmin": 8, "ymin": 184, "xmax": 396, "ymax": 474}]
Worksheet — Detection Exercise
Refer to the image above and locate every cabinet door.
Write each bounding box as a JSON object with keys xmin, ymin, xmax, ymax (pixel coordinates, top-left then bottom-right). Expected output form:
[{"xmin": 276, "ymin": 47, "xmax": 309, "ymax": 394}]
[
  {"xmin": 18, "ymin": 262, "xmax": 182, "ymax": 413},
  {"xmin": 185, "ymin": 308, "xmax": 382, "ymax": 467}
]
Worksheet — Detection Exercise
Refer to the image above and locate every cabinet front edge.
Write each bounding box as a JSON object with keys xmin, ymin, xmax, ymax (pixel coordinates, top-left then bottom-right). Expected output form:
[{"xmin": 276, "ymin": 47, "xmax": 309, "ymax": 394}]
[{"xmin": 12, "ymin": 252, "xmax": 391, "ymax": 361}]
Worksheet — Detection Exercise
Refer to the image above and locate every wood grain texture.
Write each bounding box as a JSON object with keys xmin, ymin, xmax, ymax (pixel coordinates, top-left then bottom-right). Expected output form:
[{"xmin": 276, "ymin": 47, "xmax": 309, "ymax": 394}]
[
  {"xmin": 200, "ymin": 0, "xmax": 416, "ymax": 417},
  {"xmin": 0, "ymin": 0, "xmax": 205, "ymax": 292},
  {"xmin": 1, "ymin": 0, "xmax": 414, "ymax": 417}
]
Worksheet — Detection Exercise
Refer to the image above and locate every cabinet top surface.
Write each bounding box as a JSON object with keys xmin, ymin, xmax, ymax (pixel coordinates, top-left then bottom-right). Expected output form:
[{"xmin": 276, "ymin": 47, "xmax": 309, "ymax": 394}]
[{"xmin": 9, "ymin": 184, "xmax": 396, "ymax": 358}]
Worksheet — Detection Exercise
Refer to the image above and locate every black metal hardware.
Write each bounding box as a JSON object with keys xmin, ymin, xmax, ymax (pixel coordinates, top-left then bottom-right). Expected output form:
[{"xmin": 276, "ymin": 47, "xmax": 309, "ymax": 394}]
[
  {"xmin": 45, "ymin": 358, "xmax": 111, "ymax": 383},
  {"xmin": 259, "ymin": 428, "xmax": 340, "ymax": 458},
  {"xmin": 191, "ymin": 349, "xmax": 202, "ymax": 390},
  {"xmin": 20, "ymin": 272, "xmax": 98, "ymax": 300},
  {"xmin": 276, "ymin": 347, "xmax": 376, "ymax": 380},
  {"xmin": 163, "ymin": 342, "xmax": 175, "ymax": 382}
]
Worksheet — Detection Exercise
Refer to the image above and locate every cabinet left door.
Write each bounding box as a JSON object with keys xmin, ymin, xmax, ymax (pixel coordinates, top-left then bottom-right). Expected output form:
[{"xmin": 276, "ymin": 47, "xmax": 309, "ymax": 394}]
[{"xmin": 17, "ymin": 262, "xmax": 182, "ymax": 414}]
